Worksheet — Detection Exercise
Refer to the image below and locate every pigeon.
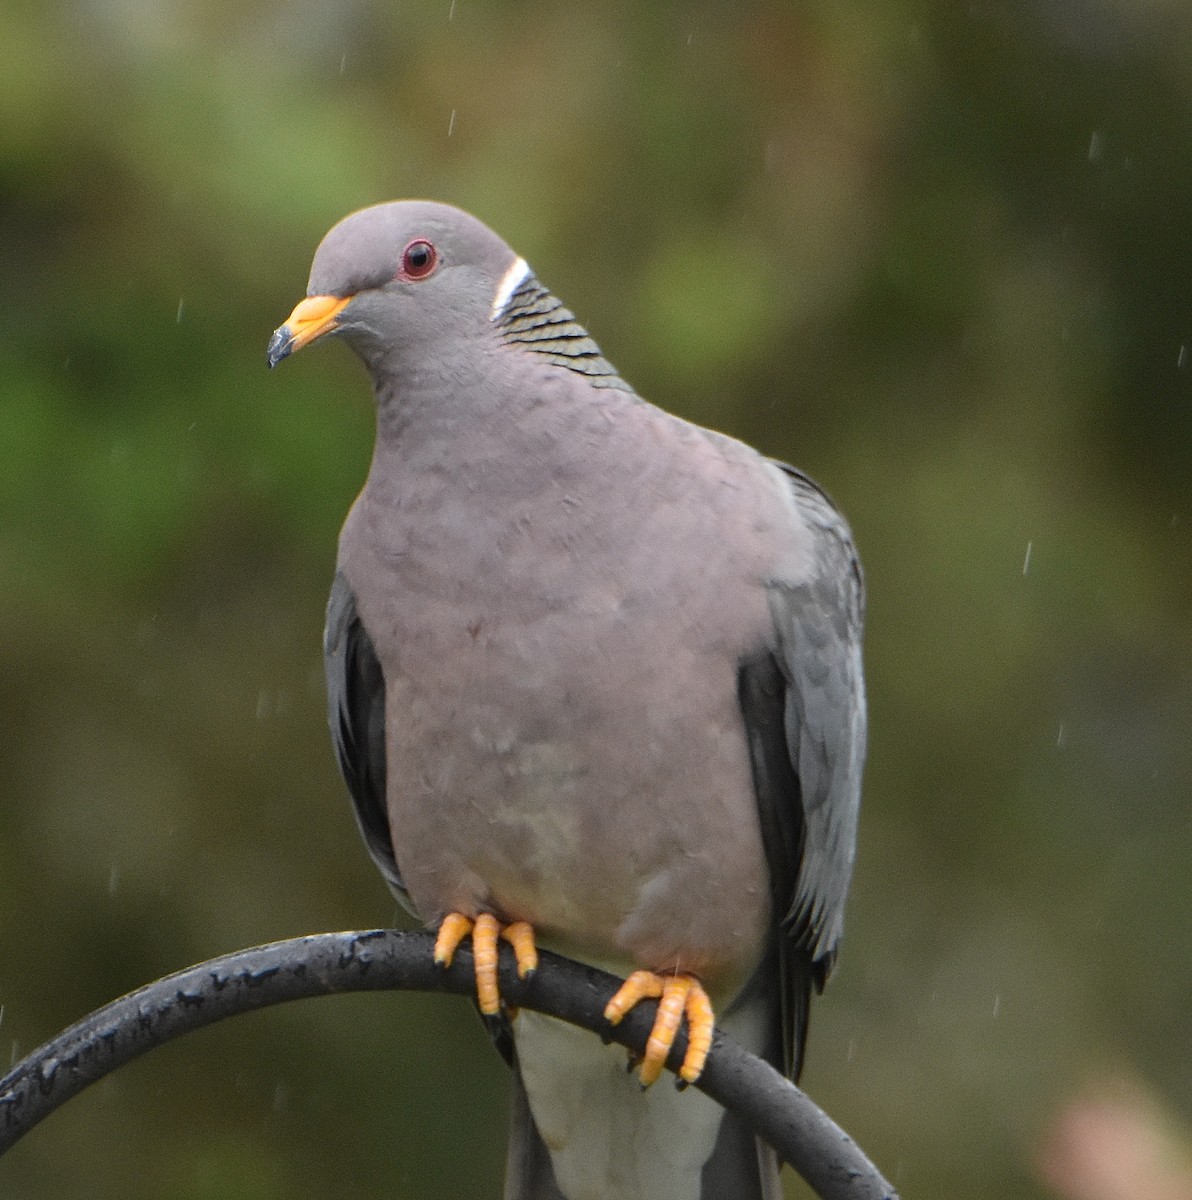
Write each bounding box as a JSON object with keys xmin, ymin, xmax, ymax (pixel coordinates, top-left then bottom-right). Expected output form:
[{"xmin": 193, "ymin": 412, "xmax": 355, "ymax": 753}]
[{"xmin": 267, "ymin": 200, "xmax": 866, "ymax": 1200}]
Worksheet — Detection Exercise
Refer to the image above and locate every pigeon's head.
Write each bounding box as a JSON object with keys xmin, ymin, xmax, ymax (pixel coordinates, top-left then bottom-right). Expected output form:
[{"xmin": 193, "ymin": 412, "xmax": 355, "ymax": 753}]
[{"xmin": 267, "ymin": 200, "xmax": 528, "ymax": 372}]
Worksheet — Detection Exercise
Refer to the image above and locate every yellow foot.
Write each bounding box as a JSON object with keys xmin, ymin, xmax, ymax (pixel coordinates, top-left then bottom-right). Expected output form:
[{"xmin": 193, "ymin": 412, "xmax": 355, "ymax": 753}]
[
  {"xmin": 603, "ymin": 970, "xmax": 714, "ymax": 1087},
  {"xmin": 433, "ymin": 912, "xmax": 539, "ymax": 1015}
]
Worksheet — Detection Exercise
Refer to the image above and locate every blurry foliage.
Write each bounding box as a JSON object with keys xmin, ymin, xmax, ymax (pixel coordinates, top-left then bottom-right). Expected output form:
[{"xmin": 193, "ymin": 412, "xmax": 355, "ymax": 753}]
[{"xmin": 1, "ymin": 2, "xmax": 1190, "ymax": 1198}]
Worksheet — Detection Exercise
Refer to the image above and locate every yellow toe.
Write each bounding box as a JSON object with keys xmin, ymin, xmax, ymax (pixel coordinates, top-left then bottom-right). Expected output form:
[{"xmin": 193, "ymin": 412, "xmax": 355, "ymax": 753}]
[
  {"xmin": 501, "ymin": 921, "xmax": 539, "ymax": 978},
  {"xmin": 471, "ymin": 912, "xmax": 501, "ymax": 1014},
  {"xmin": 604, "ymin": 970, "xmax": 715, "ymax": 1087},
  {"xmin": 433, "ymin": 912, "xmax": 474, "ymax": 967},
  {"xmin": 433, "ymin": 912, "xmax": 539, "ymax": 1017}
]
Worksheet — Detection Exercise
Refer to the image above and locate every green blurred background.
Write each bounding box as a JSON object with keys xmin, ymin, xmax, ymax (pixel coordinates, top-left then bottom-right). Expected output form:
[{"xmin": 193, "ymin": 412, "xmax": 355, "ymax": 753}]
[{"xmin": 2, "ymin": 2, "xmax": 1190, "ymax": 1198}]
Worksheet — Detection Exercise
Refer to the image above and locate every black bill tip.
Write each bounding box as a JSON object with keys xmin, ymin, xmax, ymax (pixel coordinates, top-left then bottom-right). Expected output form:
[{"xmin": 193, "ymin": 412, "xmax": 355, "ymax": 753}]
[{"xmin": 266, "ymin": 325, "xmax": 293, "ymax": 369}]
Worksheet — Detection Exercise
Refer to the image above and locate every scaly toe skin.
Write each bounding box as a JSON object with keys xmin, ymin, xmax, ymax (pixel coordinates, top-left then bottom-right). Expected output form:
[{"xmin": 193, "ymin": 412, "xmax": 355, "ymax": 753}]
[
  {"xmin": 470, "ymin": 912, "xmax": 502, "ymax": 1014},
  {"xmin": 501, "ymin": 921, "xmax": 539, "ymax": 978},
  {"xmin": 678, "ymin": 981, "xmax": 714, "ymax": 1084},
  {"xmin": 603, "ymin": 970, "xmax": 664, "ymax": 1024},
  {"xmin": 433, "ymin": 912, "xmax": 540, "ymax": 1017},
  {"xmin": 433, "ymin": 912, "xmax": 474, "ymax": 967},
  {"xmin": 638, "ymin": 976, "xmax": 690, "ymax": 1086},
  {"xmin": 603, "ymin": 971, "xmax": 714, "ymax": 1088}
]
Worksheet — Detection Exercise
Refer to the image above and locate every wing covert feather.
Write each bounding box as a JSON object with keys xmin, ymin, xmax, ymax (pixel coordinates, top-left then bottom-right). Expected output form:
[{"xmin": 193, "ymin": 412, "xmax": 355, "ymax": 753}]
[{"xmin": 324, "ymin": 571, "xmax": 409, "ymax": 907}]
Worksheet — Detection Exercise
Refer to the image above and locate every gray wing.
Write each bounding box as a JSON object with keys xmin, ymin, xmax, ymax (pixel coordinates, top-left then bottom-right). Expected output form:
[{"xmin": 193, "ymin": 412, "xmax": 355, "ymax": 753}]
[
  {"xmin": 738, "ymin": 462, "xmax": 866, "ymax": 1077},
  {"xmin": 324, "ymin": 570, "xmax": 410, "ymax": 908},
  {"xmin": 326, "ymin": 575, "xmax": 528, "ymax": 1080}
]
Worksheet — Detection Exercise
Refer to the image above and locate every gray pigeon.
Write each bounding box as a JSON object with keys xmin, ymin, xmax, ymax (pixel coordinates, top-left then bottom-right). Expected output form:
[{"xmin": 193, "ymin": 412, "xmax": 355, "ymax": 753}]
[{"xmin": 267, "ymin": 201, "xmax": 865, "ymax": 1200}]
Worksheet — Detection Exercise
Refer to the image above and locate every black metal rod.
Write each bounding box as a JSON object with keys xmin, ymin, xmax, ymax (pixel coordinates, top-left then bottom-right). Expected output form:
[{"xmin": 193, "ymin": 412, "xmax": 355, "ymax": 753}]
[{"xmin": 0, "ymin": 930, "xmax": 896, "ymax": 1200}]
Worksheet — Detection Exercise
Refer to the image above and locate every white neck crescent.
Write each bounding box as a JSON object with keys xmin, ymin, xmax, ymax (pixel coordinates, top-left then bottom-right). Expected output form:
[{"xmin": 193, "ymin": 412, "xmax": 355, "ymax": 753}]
[{"xmin": 490, "ymin": 257, "xmax": 531, "ymax": 320}]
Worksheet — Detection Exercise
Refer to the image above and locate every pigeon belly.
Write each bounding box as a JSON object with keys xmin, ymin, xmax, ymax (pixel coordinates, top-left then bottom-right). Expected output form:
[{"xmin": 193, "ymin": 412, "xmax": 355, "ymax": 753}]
[
  {"xmin": 374, "ymin": 548, "xmax": 772, "ymax": 992},
  {"xmin": 341, "ymin": 400, "xmax": 802, "ymax": 995}
]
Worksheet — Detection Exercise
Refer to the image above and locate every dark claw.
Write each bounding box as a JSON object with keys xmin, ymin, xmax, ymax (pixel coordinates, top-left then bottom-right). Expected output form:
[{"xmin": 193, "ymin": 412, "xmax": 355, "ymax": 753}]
[{"xmin": 478, "ymin": 1007, "xmax": 516, "ymax": 1068}]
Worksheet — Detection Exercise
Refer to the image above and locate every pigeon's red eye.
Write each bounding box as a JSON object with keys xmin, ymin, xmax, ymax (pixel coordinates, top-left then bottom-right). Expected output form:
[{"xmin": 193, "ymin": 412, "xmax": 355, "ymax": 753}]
[{"xmin": 399, "ymin": 239, "xmax": 438, "ymax": 281}]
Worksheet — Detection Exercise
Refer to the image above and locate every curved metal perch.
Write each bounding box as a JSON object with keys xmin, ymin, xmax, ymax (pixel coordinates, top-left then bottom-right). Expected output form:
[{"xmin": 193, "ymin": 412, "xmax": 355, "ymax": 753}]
[{"xmin": 0, "ymin": 930, "xmax": 896, "ymax": 1200}]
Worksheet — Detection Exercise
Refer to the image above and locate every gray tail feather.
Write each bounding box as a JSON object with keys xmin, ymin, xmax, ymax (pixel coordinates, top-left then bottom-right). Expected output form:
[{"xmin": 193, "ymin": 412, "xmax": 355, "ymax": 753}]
[
  {"xmin": 700, "ymin": 1108, "xmax": 784, "ymax": 1200},
  {"xmin": 700, "ymin": 933, "xmax": 809, "ymax": 1199},
  {"xmin": 503, "ymin": 1065, "xmax": 567, "ymax": 1200},
  {"xmin": 502, "ymin": 935, "xmax": 802, "ymax": 1200},
  {"xmin": 504, "ymin": 1061, "xmax": 781, "ymax": 1200}
]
